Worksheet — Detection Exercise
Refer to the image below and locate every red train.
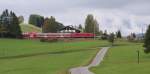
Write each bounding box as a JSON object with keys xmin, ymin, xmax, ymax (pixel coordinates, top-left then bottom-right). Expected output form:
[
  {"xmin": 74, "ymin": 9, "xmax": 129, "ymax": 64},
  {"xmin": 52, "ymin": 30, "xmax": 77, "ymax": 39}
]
[{"xmin": 22, "ymin": 32, "xmax": 95, "ymax": 39}]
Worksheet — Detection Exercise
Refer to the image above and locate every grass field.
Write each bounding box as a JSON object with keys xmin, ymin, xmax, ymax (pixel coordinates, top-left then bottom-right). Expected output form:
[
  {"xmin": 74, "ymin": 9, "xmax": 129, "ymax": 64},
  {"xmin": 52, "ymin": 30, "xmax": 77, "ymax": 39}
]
[
  {"xmin": 91, "ymin": 41, "xmax": 150, "ymax": 74},
  {"xmin": 20, "ymin": 23, "xmax": 42, "ymax": 33},
  {"xmin": 0, "ymin": 39, "xmax": 108, "ymax": 74}
]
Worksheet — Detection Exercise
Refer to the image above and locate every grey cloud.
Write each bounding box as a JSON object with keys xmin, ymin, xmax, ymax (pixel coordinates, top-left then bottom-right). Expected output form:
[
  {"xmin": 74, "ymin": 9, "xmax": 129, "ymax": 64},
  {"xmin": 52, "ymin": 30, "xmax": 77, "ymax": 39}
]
[
  {"xmin": 0, "ymin": 0, "xmax": 150, "ymax": 35},
  {"xmin": 122, "ymin": 19, "xmax": 132, "ymax": 29},
  {"xmin": 1, "ymin": 0, "xmax": 150, "ymax": 16},
  {"xmin": 78, "ymin": 0, "xmax": 132, "ymax": 9}
]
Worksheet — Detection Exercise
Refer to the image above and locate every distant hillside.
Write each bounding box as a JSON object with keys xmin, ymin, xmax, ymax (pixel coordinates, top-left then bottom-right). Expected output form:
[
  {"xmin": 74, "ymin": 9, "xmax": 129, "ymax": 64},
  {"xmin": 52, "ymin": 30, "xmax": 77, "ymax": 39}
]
[{"xmin": 20, "ymin": 23, "xmax": 42, "ymax": 33}]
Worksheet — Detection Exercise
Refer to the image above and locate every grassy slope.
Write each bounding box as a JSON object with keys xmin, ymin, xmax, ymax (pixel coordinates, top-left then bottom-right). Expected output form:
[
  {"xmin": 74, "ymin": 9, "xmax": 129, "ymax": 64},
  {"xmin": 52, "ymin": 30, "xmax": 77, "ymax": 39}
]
[
  {"xmin": 0, "ymin": 39, "xmax": 108, "ymax": 74},
  {"xmin": 91, "ymin": 41, "xmax": 150, "ymax": 74},
  {"xmin": 20, "ymin": 23, "xmax": 41, "ymax": 33}
]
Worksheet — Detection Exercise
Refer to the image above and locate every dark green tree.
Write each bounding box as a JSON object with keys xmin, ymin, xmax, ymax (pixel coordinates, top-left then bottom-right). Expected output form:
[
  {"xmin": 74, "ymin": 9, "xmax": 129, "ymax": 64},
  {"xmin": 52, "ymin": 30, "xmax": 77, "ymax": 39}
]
[
  {"xmin": 132, "ymin": 33, "xmax": 136, "ymax": 39},
  {"xmin": 104, "ymin": 30, "xmax": 108, "ymax": 35},
  {"xmin": 108, "ymin": 33, "xmax": 115, "ymax": 46},
  {"xmin": 78, "ymin": 24, "xmax": 83, "ymax": 32},
  {"xmin": 29, "ymin": 14, "xmax": 44, "ymax": 27},
  {"xmin": 144, "ymin": 25, "xmax": 150, "ymax": 53},
  {"xmin": 101, "ymin": 30, "xmax": 108, "ymax": 40},
  {"xmin": 78, "ymin": 24, "xmax": 82, "ymax": 30},
  {"xmin": 116, "ymin": 30, "xmax": 122, "ymax": 38},
  {"xmin": 0, "ymin": 9, "xmax": 22, "ymax": 38},
  {"xmin": 9, "ymin": 12, "xmax": 22, "ymax": 38},
  {"xmin": 84, "ymin": 14, "xmax": 99, "ymax": 35}
]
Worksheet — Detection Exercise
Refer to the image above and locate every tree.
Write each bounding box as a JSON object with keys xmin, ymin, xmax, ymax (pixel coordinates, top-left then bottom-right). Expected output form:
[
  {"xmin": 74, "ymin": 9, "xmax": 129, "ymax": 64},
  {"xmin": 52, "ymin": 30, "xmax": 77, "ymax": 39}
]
[
  {"xmin": 143, "ymin": 25, "xmax": 150, "ymax": 53},
  {"xmin": 78, "ymin": 24, "xmax": 82, "ymax": 30},
  {"xmin": 0, "ymin": 26, "xmax": 8, "ymax": 37},
  {"xmin": 104, "ymin": 30, "xmax": 108, "ymax": 35},
  {"xmin": 42, "ymin": 18, "xmax": 50, "ymax": 33},
  {"xmin": 29, "ymin": 14, "xmax": 44, "ymax": 27},
  {"xmin": 9, "ymin": 12, "xmax": 22, "ymax": 38},
  {"xmin": 116, "ymin": 30, "xmax": 122, "ymax": 38},
  {"xmin": 127, "ymin": 33, "xmax": 136, "ymax": 41},
  {"xmin": 0, "ymin": 9, "xmax": 22, "ymax": 38},
  {"xmin": 108, "ymin": 33, "xmax": 115, "ymax": 46},
  {"xmin": 78, "ymin": 24, "xmax": 83, "ymax": 32},
  {"xmin": 18, "ymin": 16, "xmax": 24, "ymax": 24},
  {"xmin": 132, "ymin": 33, "xmax": 136, "ymax": 38},
  {"xmin": 42, "ymin": 16, "xmax": 64, "ymax": 33},
  {"xmin": 84, "ymin": 14, "xmax": 99, "ymax": 35},
  {"xmin": 101, "ymin": 30, "xmax": 108, "ymax": 40}
]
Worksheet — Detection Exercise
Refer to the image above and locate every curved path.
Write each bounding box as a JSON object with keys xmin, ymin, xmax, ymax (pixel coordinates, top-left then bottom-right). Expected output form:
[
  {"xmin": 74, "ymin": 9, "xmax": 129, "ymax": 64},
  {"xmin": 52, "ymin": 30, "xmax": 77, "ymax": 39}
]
[{"xmin": 69, "ymin": 47, "xmax": 110, "ymax": 74}]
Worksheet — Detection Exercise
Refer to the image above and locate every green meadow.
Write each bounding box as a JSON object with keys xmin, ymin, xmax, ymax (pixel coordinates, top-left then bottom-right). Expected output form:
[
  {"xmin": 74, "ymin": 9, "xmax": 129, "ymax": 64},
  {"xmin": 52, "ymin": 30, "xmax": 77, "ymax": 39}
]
[
  {"xmin": 1, "ymin": 39, "xmax": 150, "ymax": 74},
  {"xmin": 91, "ymin": 41, "xmax": 150, "ymax": 74},
  {"xmin": 0, "ymin": 39, "xmax": 108, "ymax": 74}
]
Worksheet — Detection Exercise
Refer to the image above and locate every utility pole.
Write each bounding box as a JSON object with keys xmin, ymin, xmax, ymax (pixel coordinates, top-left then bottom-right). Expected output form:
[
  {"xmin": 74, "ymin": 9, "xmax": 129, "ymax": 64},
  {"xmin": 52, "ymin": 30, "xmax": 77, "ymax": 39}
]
[{"xmin": 137, "ymin": 50, "xmax": 140, "ymax": 64}]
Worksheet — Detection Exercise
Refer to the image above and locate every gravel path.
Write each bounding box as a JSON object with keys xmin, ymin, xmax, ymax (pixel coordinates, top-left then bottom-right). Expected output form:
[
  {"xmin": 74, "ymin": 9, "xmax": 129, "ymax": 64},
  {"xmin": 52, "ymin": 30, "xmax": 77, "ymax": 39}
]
[{"xmin": 69, "ymin": 47, "xmax": 110, "ymax": 74}]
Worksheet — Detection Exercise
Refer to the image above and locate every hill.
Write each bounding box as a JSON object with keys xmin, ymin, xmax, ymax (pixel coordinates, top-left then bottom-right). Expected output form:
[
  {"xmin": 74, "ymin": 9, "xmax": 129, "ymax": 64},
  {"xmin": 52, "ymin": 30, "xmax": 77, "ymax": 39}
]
[{"xmin": 20, "ymin": 23, "xmax": 42, "ymax": 33}]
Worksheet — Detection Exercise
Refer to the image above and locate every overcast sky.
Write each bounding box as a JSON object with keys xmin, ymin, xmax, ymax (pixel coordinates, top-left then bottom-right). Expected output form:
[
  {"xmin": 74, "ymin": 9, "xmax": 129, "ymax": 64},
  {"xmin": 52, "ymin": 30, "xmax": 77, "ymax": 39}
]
[{"xmin": 0, "ymin": 0, "xmax": 150, "ymax": 35}]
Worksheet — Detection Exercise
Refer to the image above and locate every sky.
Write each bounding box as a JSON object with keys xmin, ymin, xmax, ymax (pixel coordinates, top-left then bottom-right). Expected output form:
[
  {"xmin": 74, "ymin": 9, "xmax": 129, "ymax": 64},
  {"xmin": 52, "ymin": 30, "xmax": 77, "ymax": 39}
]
[{"xmin": 0, "ymin": 0, "xmax": 150, "ymax": 36}]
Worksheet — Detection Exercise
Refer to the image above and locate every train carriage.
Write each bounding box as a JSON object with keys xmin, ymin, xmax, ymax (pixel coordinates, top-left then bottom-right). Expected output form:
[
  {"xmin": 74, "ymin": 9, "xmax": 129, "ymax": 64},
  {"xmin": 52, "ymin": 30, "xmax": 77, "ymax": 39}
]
[{"xmin": 22, "ymin": 32, "xmax": 95, "ymax": 39}]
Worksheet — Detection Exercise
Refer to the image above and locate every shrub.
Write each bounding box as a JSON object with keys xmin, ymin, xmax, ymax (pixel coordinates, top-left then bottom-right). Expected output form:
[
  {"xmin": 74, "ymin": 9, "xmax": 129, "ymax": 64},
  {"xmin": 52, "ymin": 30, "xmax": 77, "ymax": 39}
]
[{"xmin": 40, "ymin": 38, "xmax": 58, "ymax": 42}]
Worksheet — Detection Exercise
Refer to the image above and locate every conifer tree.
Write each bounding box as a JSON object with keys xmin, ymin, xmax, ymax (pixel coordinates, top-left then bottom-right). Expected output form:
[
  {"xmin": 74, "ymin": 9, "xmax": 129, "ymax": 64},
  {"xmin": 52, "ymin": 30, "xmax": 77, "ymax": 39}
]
[
  {"xmin": 10, "ymin": 12, "xmax": 22, "ymax": 38},
  {"xmin": 0, "ymin": 9, "xmax": 22, "ymax": 38},
  {"xmin": 116, "ymin": 30, "xmax": 122, "ymax": 38},
  {"xmin": 144, "ymin": 25, "xmax": 150, "ymax": 53}
]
